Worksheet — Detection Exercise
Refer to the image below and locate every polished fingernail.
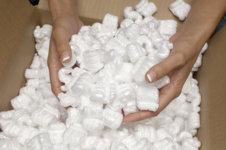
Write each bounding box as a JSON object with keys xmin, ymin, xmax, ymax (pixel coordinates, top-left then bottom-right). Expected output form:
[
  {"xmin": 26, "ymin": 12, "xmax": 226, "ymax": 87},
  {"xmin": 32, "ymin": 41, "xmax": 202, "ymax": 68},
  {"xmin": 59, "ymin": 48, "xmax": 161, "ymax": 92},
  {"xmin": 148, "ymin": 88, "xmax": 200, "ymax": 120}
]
[
  {"xmin": 147, "ymin": 71, "xmax": 156, "ymax": 82},
  {"xmin": 61, "ymin": 52, "xmax": 70, "ymax": 63}
]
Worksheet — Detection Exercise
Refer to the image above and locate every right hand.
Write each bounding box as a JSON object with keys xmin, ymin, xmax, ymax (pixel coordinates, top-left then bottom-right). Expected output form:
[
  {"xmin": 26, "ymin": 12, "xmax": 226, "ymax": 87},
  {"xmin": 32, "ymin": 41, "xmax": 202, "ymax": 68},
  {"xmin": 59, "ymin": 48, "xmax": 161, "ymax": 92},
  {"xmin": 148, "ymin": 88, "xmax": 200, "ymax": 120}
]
[{"xmin": 123, "ymin": 29, "xmax": 204, "ymax": 122}]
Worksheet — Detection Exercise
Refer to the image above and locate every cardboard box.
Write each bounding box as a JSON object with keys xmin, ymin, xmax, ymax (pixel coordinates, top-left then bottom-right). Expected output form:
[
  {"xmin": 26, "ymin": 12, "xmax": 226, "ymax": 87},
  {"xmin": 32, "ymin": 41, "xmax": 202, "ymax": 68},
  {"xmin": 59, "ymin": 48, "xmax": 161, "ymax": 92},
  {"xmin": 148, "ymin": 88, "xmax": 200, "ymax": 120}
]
[{"xmin": 0, "ymin": 0, "xmax": 225, "ymax": 149}]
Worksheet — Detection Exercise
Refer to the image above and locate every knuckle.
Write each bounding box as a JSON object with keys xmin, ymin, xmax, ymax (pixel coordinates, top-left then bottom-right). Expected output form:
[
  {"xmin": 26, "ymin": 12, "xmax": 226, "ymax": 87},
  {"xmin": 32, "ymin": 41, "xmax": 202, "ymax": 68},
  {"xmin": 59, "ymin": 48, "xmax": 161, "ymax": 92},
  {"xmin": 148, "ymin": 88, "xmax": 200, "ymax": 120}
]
[
  {"xmin": 52, "ymin": 26, "xmax": 67, "ymax": 39},
  {"xmin": 58, "ymin": 44, "xmax": 70, "ymax": 53},
  {"xmin": 174, "ymin": 52, "xmax": 187, "ymax": 66},
  {"xmin": 154, "ymin": 65, "xmax": 166, "ymax": 79},
  {"xmin": 157, "ymin": 65, "xmax": 165, "ymax": 74}
]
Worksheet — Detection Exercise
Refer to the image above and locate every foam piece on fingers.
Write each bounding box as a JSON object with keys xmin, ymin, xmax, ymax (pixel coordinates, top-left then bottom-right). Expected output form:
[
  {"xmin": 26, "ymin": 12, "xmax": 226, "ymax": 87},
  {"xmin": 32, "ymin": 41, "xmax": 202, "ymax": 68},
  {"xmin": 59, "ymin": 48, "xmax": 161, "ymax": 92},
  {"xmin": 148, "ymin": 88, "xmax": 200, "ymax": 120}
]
[{"xmin": 136, "ymin": 84, "xmax": 159, "ymax": 111}]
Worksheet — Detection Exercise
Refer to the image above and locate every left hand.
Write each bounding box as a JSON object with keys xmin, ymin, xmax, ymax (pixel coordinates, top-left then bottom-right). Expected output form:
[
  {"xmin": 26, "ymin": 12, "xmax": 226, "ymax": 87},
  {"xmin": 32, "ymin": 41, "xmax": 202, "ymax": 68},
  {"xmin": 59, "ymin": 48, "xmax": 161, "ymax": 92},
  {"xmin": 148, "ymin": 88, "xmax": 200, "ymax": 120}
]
[
  {"xmin": 48, "ymin": 16, "xmax": 83, "ymax": 96},
  {"xmin": 47, "ymin": 0, "xmax": 83, "ymax": 96},
  {"xmin": 123, "ymin": 30, "xmax": 203, "ymax": 122}
]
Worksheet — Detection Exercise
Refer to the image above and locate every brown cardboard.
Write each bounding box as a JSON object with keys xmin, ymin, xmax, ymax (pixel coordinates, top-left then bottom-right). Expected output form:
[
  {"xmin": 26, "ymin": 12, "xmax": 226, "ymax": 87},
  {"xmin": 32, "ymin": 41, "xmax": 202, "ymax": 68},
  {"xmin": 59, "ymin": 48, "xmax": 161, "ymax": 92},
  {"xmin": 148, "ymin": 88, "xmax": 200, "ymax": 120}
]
[
  {"xmin": 0, "ymin": 0, "xmax": 35, "ymax": 111},
  {"xmin": 0, "ymin": 0, "xmax": 34, "ymax": 77},
  {"xmin": 0, "ymin": 0, "xmax": 225, "ymax": 149},
  {"xmin": 38, "ymin": 0, "xmax": 192, "ymax": 25},
  {"xmin": 197, "ymin": 26, "xmax": 226, "ymax": 150}
]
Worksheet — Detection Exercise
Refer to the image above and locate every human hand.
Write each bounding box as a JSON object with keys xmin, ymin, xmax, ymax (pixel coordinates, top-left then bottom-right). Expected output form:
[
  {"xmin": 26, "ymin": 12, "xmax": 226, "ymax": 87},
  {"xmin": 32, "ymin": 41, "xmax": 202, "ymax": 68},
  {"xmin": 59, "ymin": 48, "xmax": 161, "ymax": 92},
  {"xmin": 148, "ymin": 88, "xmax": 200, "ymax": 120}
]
[
  {"xmin": 48, "ymin": 14, "xmax": 83, "ymax": 96},
  {"xmin": 123, "ymin": 30, "xmax": 204, "ymax": 122}
]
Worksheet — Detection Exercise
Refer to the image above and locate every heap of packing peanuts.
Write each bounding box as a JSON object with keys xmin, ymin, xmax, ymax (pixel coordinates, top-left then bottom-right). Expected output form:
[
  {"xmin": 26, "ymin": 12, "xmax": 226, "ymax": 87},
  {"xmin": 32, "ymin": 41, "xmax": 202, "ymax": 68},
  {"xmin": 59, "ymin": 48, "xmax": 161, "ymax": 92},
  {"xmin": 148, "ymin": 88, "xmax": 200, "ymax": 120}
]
[{"xmin": 0, "ymin": 0, "xmax": 207, "ymax": 150}]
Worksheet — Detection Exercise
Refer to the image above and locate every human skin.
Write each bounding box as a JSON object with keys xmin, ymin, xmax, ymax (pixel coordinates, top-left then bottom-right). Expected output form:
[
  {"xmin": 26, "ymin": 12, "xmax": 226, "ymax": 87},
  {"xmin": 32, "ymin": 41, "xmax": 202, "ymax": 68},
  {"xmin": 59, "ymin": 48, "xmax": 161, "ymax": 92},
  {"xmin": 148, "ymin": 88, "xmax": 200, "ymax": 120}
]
[
  {"xmin": 47, "ymin": 0, "xmax": 226, "ymax": 122},
  {"xmin": 48, "ymin": 0, "xmax": 83, "ymax": 95},
  {"xmin": 123, "ymin": 0, "xmax": 226, "ymax": 122}
]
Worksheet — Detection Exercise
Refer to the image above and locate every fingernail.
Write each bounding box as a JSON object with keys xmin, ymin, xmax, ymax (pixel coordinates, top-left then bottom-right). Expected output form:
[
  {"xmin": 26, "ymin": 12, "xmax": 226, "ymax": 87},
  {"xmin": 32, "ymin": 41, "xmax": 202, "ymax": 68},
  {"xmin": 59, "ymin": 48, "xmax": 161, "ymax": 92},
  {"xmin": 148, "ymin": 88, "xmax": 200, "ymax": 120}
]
[
  {"xmin": 147, "ymin": 71, "xmax": 156, "ymax": 82},
  {"xmin": 61, "ymin": 52, "xmax": 70, "ymax": 63}
]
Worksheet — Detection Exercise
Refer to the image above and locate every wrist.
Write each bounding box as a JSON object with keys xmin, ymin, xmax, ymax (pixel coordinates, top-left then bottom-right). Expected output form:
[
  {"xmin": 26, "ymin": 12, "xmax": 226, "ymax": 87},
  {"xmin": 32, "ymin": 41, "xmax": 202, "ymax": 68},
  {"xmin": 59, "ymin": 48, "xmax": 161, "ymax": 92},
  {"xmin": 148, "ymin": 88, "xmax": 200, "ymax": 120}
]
[
  {"xmin": 48, "ymin": 0, "xmax": 78, "ymax": 22},
  {"xmin": 176, "ymin": 25, "xmax": 207, "ymax": 54}
]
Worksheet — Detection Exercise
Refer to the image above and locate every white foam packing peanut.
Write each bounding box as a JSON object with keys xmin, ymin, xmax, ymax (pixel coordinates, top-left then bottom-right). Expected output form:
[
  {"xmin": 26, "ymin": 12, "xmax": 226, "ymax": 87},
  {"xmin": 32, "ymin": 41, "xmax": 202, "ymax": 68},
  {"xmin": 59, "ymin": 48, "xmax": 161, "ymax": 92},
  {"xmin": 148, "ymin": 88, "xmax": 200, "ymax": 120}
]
[
  {"xmin": 136, "ymin": 84, "xmax": 159, "ymax": 111},
  {"xmin": 136, "ymin": 0, "xmax": 157, "ymax": 17},
  {"xmin": 158, "ymin": 20, "xmax": 177, "ymax": 37},
  {"xmin": 169, "ymin": 0, "xmax": 191, "ymax": 21},
  {"xmin": 0, "ymin": 0, "xmax": 206, "ymax": 150}
]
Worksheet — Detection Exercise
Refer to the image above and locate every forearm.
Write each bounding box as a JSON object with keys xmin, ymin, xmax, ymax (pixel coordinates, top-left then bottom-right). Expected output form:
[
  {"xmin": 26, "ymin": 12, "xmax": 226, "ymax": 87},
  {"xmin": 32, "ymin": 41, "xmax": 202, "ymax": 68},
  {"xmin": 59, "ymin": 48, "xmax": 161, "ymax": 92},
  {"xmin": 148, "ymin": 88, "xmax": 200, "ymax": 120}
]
[
  {"xmin": 48, "ymin": 0, "xmax": 79, "ymax": 22},
  {"xmin": 179, "ymin": 0, "xmax": 226, "ymax": 51}
]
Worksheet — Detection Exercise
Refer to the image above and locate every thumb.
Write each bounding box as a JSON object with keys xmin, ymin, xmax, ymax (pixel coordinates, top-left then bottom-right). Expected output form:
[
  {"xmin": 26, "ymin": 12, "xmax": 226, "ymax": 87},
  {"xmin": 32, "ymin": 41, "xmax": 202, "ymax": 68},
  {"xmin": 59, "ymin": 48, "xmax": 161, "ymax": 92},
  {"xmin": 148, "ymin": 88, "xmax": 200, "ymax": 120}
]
[
  {"xmin": 145, "ymin": 52, "xmax": 186, "ymax": 82},
  {"xmin": 52, "ymin": 27, "xmax": 72, "ymax": 64}
]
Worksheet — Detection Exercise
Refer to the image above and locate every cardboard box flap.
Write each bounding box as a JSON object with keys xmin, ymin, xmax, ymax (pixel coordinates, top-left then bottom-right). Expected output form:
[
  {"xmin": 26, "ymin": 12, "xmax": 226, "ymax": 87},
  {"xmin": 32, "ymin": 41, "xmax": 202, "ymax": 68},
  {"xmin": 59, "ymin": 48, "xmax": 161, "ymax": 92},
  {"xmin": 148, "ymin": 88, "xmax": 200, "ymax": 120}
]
[
  {"xmin": 0, "ymin": 0, "xmax": 34, "ymax": 77},
  {"xmin": 38, "ymin": 0, "xmax": 192, "ymax": 24},
  {"xmin": 197, "ymin": 26, "xmax": 226, "ymax": 150}
]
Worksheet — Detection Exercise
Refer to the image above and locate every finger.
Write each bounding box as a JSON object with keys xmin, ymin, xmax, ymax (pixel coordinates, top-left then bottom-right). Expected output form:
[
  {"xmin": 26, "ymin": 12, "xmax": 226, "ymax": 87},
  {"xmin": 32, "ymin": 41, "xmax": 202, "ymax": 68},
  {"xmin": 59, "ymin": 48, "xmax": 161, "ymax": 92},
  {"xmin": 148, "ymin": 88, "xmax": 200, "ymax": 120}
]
[
  {"xmin": 52, "ymin": 26, "xmax": 72, "ymax": 64},
  {"xmin": 48, "ymin": 39, "xmax": 63, "ymax": 96},
  {"xmin": 145, "ymin": 51, "xmax": 186, "ymax": 83},
  {"xmin": 123, "ymin": 81, "xmax": 179, "ymax": 123},
  {"xmin": 156, "ymin": 79, "xmax": 182, "ymax": 112},
  {"xmin": 123, "ymin": 81, "xmax": 181, "ymax": 122},
  {"xmin": 156, "ymin": 62, "xmax": 192, "ymax": 112},
  {"xmin": 123, "ymin": 110, "xmax": 154, "ymax": 123}
]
